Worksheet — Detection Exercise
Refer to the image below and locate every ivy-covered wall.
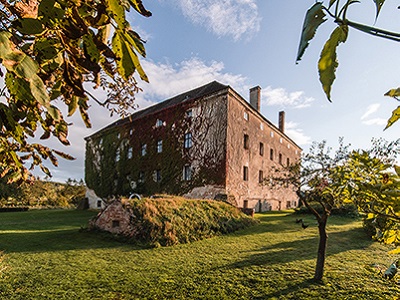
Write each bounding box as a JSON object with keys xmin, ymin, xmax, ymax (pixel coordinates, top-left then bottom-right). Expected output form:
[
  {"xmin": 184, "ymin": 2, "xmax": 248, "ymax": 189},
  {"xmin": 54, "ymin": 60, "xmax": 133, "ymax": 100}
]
[{"xmin": 85, "ymin": 91, "xmax": 228, "ymax": 199}]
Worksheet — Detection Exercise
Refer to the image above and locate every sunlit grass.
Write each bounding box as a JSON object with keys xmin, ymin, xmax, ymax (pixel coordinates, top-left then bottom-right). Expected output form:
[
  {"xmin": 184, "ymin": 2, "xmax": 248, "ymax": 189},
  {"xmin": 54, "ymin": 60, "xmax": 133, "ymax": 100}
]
[{"xmin": 0, "ymin": 209, "xmax": 399, "ymax": 299}]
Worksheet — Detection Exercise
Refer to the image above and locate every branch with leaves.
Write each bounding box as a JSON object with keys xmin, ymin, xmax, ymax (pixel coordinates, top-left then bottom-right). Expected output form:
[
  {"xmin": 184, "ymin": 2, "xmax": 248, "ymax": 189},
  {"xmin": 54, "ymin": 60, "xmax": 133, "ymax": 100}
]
[
  {"xmin": 297, "ymin": 1, "xmax": 400, "ymax": 129},
  {"xmin": 0, "ymin": 0, "xmax": 151, "ymax": 183}
]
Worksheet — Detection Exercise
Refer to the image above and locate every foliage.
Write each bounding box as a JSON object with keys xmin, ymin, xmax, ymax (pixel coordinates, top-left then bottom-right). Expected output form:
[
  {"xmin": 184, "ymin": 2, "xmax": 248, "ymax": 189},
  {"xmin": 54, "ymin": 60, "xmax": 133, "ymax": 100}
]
[
  {"xmin": 0, "ymin": 177, "xmax": 85, "ymax": 207},
  {"xmin": 0, "ymin": 0, "xmax": 151, "ymax": 184},
  {"xmin": 89, "ymin": 196, "xmax": 258, "ymax": 247},
  {"xmin": 297, "ymin": 1, "xmax": 400, "ymax": 129},
  {"xmin": 0, "ymin": 209, "xmax": 399, "ymax": 299},
  {"xmin": 328, "ymin": 138, "xmax": 400, "ymax": 248}
]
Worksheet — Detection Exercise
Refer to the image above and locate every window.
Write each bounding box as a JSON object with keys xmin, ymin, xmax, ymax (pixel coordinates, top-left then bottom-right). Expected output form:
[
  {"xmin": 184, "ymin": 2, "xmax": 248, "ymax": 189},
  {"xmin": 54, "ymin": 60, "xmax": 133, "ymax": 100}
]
[
  {"xmin": 127, "ymin": 147, "xmax": 133, "ymax": 159},
  {"xmin": 96, "ymin": 200, "xmax": 102, "ymax": 208},
  {"xmin": 287, "ymin": 158, "xmax": 290, "ymax": 166},
  {"xmin": 279, "ymin": 153, "xmax": 283, "ymax": 165},
  {"xmin": 280, "ymin": 137, "xmax": 283, "ymax": 144},
  {"xmin": 270, "ymin": 131, "xmax": 274, "ymax": 138},
  {"xmin": 287, "ymin": 143, "xmax": 291, "ymax": 149},
  {"xmin": 244, "ymin": 134, "xmax": 249, "ymax": 149},
  {"xmin": 244, "ymin": 111, "xmax": 249, "ymax": 121},
  {"xmin": 286, "ymin": 201, "xmax": 291, "ymax": 209},
  {"xmin": 156, "ymin": 119, "xmax": 163, "ymax": 127},
  {"xmin": 260, "ymin": 123, "xmax": 264, "ymax": 130},
  {"xmin": 157, "ymin": 140, "xmax": 163, "ymax": 153},
  {"xmin": 184, "ymin": 133, "xmax": 192, "ymax": 148},
  {"xmin": 186, "ymin": 109, "xmax": 193, "ymax": 118},
  {"xmin": 259, "ymin": 170, "xmax": 264, "ymax": 183},
  {"xmin": 243, "ymin": 166, "xmax": 249, "ymax": 181},
  {"xmin": 115, "ymin": 148, "xmax": 121, "ymax": 162},
  {"xmin": 141, "ymin": 144, "xmax": 147, "ymax": 156},
  {"xmin": 153, "ymin": 170, "xmax": 161, "ymax": 182},
  {"xmin": 183, "ymin": 165, "xmax": 192, "ymax": 181},
  {"xmin": 112, "ymin": 220, "xmax": 120, "ymax": 228},
  {"xmin": 138, "ymin": 171, "xmax": 145, "ymax": 183},
  {"xmin": 259, "ymin": 142, "xmax": 264, "ymax": 156},
  {"xmin": 270, "ymin": 149, "xmax": 274, "ymax": 161}
]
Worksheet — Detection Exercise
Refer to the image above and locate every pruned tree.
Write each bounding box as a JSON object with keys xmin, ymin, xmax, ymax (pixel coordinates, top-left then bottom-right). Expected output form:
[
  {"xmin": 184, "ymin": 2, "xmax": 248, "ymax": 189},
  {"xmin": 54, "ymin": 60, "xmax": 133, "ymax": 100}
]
[
  {"xmin": 269, "ymin": 138, "xmax": 351, "ymax": 281},
  {"xmin": 0, "ymin": 0, "xmax": 151, "ymax": 184},
  {"xmin": 297, "ymin": 1, "xmax": 400, "ymax": 129}
]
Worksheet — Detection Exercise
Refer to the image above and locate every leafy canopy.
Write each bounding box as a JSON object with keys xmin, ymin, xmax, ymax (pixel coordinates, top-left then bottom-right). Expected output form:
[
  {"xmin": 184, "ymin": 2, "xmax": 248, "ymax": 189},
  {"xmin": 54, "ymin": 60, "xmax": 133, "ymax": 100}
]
[
  {"xmin": 0, "ymin": 0, "xmax": 151, "ymax": 183},
  {"xmin": 297, "ymin": 1, "xmax": 400, "ymax": 129}
]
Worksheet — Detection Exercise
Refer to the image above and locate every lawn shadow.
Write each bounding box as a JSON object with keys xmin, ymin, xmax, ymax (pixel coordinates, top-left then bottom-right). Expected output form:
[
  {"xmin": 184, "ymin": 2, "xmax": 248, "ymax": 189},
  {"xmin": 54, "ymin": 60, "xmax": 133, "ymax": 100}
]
[
  {"xmin": 0, "ymin": 228, "xmax": 149, "ymax": 253},
  {"xmin": 225, "ymin": 226, "xmax": 373, "ymax": 269}
]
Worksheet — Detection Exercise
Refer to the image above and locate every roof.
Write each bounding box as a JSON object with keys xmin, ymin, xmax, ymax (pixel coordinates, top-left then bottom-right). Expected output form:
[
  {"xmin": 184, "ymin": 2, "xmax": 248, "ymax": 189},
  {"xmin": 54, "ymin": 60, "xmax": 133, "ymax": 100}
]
[{"xmin": 86, "ymin": 81, "xmax": 229, "ymax": 139}]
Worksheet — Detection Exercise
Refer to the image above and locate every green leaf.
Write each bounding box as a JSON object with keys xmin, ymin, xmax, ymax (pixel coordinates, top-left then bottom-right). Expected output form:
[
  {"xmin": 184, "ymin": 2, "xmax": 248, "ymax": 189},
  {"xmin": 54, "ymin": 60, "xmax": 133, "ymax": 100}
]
[
  {"xmin": 373, "ymin": 0, "xmax": 385, "ymax": 19},
  {"xmin": 112, "ymin": 30, "xmax": 148, "ymax": 81},
  {"xmin": 12, "ymin": 18, "xmax": 44, "ymax": 35},
  {"xmin": 0, "ymin": 31, "xmax": 13, "ymax": 57},
  {"xmin": 384, "ymin": 87, "xmax": 400, "ymax": 98},
  {"xmin": 78, "ymin": 97, "xmax": 92, "ymax": 128},
  {"xmin": 384, "ymin": 105, "xmax": 400, "ymax": 130},
  {"xmin": 127, "ymin": 0, "xmax": 152, "ymax": 17},
  {"xmin": 106, "ymin": 0, "xmax": 127, "ymax": 29},
  {"xmin": 30, "ymin": 75, "xmax": 50, "ymax": 107},
  {"xmin": 53, "ymin": 150, "xmax": 75, "ymax": 160},
  {"xmin": 83, "ymin": 31, "xmax": 101, "ymax": 63},
  {"xmin": 68, "ymin": 96, "xmax": 79, "ymax": 117},
  {"xmin": 394, "ymin": 165, "xmax": 400, "ymax": 177},
  {"xmin": 318, "ymin": 25, "xmax": 348, "ymax": 101},
  {"xmin": 125, "ymin": 29, "xmax": 146, "ymax": 57},
  {"xmin": 296, "ymin": 2, "xmax": 327, "ymax": 63}
]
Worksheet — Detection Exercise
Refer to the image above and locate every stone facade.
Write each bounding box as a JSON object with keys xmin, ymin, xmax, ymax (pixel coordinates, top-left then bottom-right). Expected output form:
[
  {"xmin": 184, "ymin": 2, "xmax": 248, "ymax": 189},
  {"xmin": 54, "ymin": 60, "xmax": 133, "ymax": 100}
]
[{"xmin": 85, "ymin": 81, "xmax": 302, "ymax": 211}]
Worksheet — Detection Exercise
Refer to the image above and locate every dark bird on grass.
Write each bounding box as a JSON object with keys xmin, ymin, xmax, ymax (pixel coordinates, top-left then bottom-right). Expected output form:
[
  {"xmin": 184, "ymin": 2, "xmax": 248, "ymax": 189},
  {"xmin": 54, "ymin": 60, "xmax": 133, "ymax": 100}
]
[
  {"xmin": 295, "ymin": 218, "xmax": 303, "ymax": 223},
  {"xmin": 301, "ymin": 221, "xmax": 309, "ymax": 229}
]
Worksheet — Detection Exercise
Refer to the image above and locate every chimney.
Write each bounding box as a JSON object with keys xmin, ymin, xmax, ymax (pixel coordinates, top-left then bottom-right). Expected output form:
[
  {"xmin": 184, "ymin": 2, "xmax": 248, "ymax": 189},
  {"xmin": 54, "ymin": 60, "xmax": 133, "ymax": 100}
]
[
  {"xmin": 279, "ymin": 111, "xmax": 285, "ymax": 133},
  {"xmin": 249, "ymin": 86, "xmax": 261, "ymax": 111}
]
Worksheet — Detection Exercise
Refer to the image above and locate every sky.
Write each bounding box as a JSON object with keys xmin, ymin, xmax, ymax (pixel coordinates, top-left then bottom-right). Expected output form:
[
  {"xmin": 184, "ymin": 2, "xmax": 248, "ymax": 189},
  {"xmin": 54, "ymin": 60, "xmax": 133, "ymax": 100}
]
[{"xmin": 38, "ymin": 0, "xmax": 400, "ymax": 182}]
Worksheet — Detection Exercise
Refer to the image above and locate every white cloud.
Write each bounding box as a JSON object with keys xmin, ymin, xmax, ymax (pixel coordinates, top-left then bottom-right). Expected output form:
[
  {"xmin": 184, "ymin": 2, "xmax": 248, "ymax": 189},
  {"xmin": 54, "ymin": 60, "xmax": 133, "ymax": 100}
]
[
  {"xmin": 361, "ymin": 103, "xmax": 381, "ymax": 120},
  {"xmin": 168, "ymin": 0, "xmax": 261, "ymax": 40},
  {"xmin": 285, "ymin": 121, "xmax": 312, "ymax": 146},
  {"xmin": 139, "ymin": 57, "xmax": 248, "ymax": 102},
  {"xmin": 362, "ymin": 118, "xmax": 387, "ymax": 126},
  {"xmin": 262, "ymin": 86, "xmax": 315, "ymax": 109},
  {"xmin": 38, "ymin": 57, "xmax": 248, "ymax": 182}
]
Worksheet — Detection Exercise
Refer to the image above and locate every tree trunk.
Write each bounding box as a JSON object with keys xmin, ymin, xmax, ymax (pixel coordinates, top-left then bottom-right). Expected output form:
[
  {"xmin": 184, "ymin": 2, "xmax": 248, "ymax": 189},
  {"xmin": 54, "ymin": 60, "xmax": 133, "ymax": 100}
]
[{"xmin": 314, "ymin": 215, "xmax": 328, "ymax": 281}]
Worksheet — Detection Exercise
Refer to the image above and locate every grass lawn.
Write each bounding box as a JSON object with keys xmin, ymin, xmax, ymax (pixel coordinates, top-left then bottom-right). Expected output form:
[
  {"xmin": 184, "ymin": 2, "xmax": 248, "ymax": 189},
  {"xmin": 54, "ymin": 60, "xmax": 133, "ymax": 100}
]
[{"xmin": 0, "ymin": 209, "xmax": 399, "ymax": 299}]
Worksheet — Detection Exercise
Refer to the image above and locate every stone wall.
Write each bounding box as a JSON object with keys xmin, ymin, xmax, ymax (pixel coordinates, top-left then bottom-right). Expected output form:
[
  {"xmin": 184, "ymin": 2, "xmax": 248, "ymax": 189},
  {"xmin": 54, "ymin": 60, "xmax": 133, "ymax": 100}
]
[{"xmin": 225, "ymin": 89, "xmax": 301, "ymax": 212}]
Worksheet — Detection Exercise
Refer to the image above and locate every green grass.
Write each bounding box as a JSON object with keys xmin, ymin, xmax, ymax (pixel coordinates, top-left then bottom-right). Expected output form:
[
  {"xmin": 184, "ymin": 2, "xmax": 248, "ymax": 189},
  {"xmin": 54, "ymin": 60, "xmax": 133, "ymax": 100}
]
[{"xmin": 0, "ymin": 209, "xmax": 399, "ymax": 299}]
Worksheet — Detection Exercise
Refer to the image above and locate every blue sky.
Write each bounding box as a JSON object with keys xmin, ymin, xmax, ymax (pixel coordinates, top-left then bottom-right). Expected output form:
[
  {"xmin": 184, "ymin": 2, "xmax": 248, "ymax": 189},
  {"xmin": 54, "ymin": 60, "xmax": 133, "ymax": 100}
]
[{"xmin": 43, "ymin": 0, "xmax": 400, "ymax": 182}]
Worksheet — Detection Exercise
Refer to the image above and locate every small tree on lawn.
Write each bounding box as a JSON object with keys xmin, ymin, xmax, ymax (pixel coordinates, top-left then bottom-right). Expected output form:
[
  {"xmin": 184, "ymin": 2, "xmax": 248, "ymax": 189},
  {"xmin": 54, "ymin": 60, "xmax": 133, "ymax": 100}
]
[{"xmin": 269, "ymin": 138, "xmax": 350, "ymax": 281}]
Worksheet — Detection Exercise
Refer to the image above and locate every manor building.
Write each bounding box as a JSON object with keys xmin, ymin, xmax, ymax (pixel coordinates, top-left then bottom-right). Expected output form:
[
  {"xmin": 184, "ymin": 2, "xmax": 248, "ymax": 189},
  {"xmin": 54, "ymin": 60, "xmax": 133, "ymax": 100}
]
[{"xmin": 84, "ymin": 81, "xmax": 301, "ymax": 211}]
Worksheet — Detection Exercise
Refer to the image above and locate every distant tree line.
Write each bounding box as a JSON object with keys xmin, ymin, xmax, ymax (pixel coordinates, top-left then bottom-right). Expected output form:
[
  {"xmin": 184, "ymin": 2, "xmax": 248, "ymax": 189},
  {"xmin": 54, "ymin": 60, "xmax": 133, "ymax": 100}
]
[{"xmin": 0, "ymin": 178, "xmax": 85, "ymax": 208}]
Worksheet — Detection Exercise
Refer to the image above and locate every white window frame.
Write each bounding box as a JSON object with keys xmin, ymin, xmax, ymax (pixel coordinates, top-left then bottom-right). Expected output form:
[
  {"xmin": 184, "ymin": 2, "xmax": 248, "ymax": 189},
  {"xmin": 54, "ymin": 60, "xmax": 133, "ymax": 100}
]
[
  {"xmin": 157, "ymin": 140, "xmax": 163, "ymax": 153},
  {"xmin": 184, "ymin": 133, "xmax": 192, "ymax": 149}
]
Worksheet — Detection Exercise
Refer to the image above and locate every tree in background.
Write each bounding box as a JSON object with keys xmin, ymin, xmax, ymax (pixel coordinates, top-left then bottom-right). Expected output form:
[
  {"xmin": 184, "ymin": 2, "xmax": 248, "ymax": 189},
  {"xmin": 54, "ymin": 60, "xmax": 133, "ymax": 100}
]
[
  {"xmin": 297, "ymin": 1, "xmax": 400, "ymax": 129},
  {"xmin": 0, "ymin": 0, "xmax": 151, "ymax": 184},
  {"xmin": 328, "ymin": 138, "xmax": 400, "ymax": 250}
]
